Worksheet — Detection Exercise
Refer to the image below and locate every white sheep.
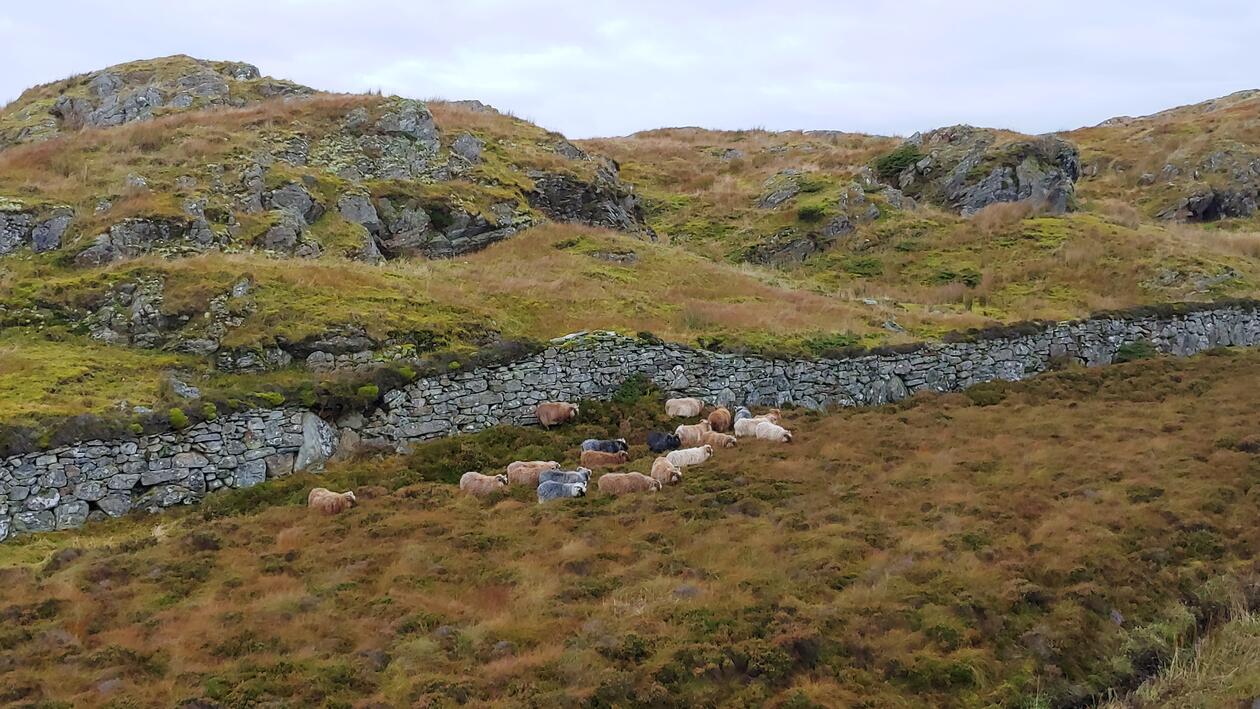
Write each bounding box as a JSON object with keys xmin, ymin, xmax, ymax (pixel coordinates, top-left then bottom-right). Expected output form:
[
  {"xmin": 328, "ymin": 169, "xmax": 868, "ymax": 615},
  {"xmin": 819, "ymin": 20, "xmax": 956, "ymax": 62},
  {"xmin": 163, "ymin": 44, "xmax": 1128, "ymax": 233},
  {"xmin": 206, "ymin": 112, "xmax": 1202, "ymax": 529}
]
[
  {"xmin": 665, "ymin": 397, "xmax": 704, "ymax": 417},
  {"xmin": 665, "ymin": 444, "xmax": 713, "ymax": 468}
]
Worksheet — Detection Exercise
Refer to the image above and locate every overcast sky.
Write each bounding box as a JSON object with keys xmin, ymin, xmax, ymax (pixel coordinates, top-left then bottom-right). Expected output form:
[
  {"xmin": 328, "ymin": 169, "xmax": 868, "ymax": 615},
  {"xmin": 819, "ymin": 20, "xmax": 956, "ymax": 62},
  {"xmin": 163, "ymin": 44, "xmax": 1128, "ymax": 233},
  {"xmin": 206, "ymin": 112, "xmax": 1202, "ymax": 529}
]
[{"xmin": 2, "ymin": 1, "xmax": 1256, "ymax": 139}]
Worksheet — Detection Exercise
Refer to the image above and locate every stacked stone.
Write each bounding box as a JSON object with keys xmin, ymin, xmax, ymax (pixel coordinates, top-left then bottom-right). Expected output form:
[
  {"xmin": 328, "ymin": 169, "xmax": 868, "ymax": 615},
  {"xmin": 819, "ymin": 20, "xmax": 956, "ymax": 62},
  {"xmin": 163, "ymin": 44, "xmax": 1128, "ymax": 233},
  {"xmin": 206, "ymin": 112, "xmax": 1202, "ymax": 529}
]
[
  {"xmin": 355, "ymin": 306, "xmax": 1260, "ymax": 448},
  {"xmin": 4, "ymin": 304, "xmax": 1259, "ymax": 542},
  {"xmin": 0, "ymin": 409, "xmax": 336, "ymax": 541}
]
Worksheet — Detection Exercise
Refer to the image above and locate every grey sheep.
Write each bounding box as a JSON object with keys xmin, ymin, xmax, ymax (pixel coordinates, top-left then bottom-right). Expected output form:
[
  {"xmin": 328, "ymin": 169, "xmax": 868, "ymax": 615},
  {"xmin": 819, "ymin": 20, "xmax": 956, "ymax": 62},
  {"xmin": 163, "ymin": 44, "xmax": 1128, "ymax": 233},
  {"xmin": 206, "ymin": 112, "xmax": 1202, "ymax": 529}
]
[
  {"xmin": 733, "ymin": 406, "xmax": 753, "ymax": 421},
  {"xmin": 539, "ymin": 468, "xmax": 593, "ymax": 485},
  {"xmin": 537, "ymin": 480, "xmax": 587, "ymax": 503},
  {"xmin": 581, "ymin": 438, "xmax": 629, "ymax": 453}
]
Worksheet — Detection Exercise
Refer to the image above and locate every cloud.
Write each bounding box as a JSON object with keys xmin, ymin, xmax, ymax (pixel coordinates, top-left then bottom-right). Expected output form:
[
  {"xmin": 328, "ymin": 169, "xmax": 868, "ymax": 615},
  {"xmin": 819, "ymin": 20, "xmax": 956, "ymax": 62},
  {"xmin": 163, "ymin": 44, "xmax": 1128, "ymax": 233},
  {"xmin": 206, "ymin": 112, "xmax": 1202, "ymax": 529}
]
[{"xmin": 1, "ymin": 1, "xmax": 1255, "ymax": 137}]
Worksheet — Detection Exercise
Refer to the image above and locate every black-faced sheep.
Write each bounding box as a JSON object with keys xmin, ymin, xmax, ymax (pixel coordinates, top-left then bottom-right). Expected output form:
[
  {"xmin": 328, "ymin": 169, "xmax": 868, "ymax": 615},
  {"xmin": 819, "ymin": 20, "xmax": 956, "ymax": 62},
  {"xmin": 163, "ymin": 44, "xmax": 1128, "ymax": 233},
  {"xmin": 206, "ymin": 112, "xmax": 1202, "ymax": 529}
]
[
  {"xmin": 647, "ymin": 431, "xmax": 682, "ymax": 453},
  {"xmin": 537, "ymin": 480, "xmax": 587, "ymax": 503},
  {"xmin": 581, "ymin": 438, "xmax": 629, "ymax": 453},
  {"xmin": 539, "ymin": 468, "xmax": 592, "ymax": 485}
]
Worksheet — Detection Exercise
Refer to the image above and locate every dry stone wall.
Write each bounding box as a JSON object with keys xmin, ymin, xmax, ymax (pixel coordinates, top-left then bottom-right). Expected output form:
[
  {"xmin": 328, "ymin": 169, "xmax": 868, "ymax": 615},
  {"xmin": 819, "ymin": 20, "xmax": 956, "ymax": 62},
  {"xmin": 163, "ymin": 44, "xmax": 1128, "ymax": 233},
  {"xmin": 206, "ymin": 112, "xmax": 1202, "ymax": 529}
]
[
  {"xmin": 354, "ymin": 304, "xmax": 1260, "ymax": 445},
  {"xmin": 4, "ymin": 303, "xmax": 1260, "ymax": 540},
  {"xmin": 0, "ymin": 410, "xmax": 337, "ymax": 541}
]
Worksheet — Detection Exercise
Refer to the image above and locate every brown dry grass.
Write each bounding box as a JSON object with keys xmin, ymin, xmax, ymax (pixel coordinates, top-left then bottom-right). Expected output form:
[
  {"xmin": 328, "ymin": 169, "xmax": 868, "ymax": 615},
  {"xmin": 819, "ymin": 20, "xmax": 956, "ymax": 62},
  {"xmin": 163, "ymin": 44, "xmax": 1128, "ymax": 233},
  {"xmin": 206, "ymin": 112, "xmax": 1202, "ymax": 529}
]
[{"xmin": 0, "ymin": 350, "xmax": 1257, "ymax": 706}]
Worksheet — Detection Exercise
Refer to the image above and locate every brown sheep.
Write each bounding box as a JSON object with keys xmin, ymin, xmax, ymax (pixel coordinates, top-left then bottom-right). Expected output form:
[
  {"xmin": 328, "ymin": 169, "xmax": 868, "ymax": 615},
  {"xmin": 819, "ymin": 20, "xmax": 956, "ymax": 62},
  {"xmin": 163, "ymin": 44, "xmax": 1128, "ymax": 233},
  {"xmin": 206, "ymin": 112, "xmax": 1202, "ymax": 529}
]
[
  {"xmin": 675, "ymin": 420, "xmax": 712, "ymax": 447},
  {"xmin": 650, "ymin": 457, "xmax": 683, "ymax": 485},
  {"xmin": 597, "ymin": 471, "xmax": 662, "ymax": 495},
  {"xmin": 535, "ymin": 401, "xmax": 579, "ymax": 428},
  {"xmin": 701, "ymin": 431, "xmax": 738, "ymax": 449},
  {"xmin": 707, "ymin": 406, "xmax": 732, "ymax": 432},
  {"xmin": 460, "ymin": 471, "xmax": 509, "ymax": 496},
  {"xmin": 506, "ymin": 460, "xmax": 560, "ymax": 486},
  {"xmin": 580, "ymin": 449, "xmax": 630, "ymax": 468},
  {"xmin": 665, "ymin": 397, "xmax": 704, "ymax": 417},
  {"xmin": 308, "ymin": 487, "xmax": 357, "ymax": 515}
]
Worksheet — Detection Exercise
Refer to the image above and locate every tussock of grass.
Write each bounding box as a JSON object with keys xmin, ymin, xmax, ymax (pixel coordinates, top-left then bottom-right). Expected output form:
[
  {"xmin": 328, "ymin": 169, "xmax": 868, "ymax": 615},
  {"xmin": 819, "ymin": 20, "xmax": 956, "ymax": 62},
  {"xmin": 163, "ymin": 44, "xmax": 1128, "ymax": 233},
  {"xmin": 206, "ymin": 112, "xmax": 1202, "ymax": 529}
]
[{"xmin": 2, "ymin": 350, "xmax": 1258, "ymax": 706}]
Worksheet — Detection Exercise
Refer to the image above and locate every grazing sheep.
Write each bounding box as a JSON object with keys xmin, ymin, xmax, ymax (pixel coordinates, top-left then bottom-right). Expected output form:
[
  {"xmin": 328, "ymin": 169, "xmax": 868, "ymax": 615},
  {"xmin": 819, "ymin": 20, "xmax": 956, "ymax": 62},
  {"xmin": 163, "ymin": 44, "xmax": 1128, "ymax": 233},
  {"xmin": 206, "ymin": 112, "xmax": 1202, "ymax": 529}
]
[
  {"xmin": 580, "ymin": 449, "xmax": 630, "ymax": 468},
  {"xmin": 539, "ymin": 468, "xmax": 593, "ymax": 485},
  {"xmin": 647, "ymin": 431, "xmax": 682, "ymax": 453},
  {"xmin": 459, "ymin": 471, "xmax": 509, "ymax": 496},
  {"xmin": 675, "ymin": 420, "xmax": 712, "ymax": 447},
  {"xmin": 707, "ymin": 407, "xmax": 733, "ymax": 433},
  {"xmin": 665, "ymin": 397, "xmax": 704, "ymax": 417},
  {"xmin": 733, "ymin": 406, "xmax": 752, "ymax": 422},
  {"xmin": 535, "ymin": 401, "xmax": 580, "ymax": 428},
  {"xmin": 597, "ymin": 472, "xmax": 662, "ymax": 495},
  {"xmin": 506, "ymin": 460, "xmax": 560, "ymax": 486},
  {"xmin": 733, "ymin": 411, "xmax": 783, "ymax": 437},
  {"xmin": 650, "ymin": 457, "xmax": 684, "ymax": 485},
  {"xmin": 537, "ymin": 480, "xmax": 587, "ymax": 503},
  {"xmin": 754, "ymin": 420, "xmax": 794, "ymax": 443},
  {"xmin": 701, "ymin": 431, "xmax": 738, "ymax": 449},
  {"xmin": 666, "ymin": 444, "xmax": 714, "ymax": 468},
  {"xmin": 308, "ymin": 488, "xmax": 357, "ymax": 515},
  {"xmin": 733, "ymin": 417, "xmax": 760, "ymax": 438},
  {"xmin": 581, "ymin": 438, "xmax": 629, "ymax": 453}
]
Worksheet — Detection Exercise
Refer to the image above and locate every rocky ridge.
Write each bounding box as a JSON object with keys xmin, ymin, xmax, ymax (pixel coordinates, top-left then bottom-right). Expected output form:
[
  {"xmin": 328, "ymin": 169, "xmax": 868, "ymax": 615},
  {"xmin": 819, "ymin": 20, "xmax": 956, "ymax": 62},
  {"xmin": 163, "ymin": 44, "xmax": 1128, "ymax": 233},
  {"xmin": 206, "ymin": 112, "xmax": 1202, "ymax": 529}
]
[{"xmin": 0, "ymin": 56, "xmax": 655, "ymax": 270}]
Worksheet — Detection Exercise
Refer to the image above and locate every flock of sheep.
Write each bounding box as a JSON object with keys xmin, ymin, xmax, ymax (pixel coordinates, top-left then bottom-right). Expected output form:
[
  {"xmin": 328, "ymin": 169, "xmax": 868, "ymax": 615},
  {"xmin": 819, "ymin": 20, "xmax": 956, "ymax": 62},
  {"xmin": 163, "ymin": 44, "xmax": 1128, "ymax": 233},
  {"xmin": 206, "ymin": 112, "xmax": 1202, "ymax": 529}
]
[
  {"xmin": 456, "ymin": 397, "xmax": 794, "ymax": 503},
  {"xmin": 306, "ymin": 397, "xmax": 793, "ymax": 513}
]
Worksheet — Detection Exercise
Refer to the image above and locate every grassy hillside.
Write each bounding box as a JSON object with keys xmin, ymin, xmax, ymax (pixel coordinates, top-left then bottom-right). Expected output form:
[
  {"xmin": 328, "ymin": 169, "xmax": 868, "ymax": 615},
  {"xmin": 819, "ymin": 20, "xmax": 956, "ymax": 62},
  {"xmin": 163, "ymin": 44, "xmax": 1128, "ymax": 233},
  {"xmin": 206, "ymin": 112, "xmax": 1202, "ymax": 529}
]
[
  {"xmin": 3, "ymin": 59, "xmax": 1260, "ymax": 448},
  {"xmin": 583, "ymin": 125, "xmax": 1260, "ymax": 327},
  {"xmin": 1102, "ymin": 610, "xmax": 1260, "ymax": 708},
  {"xmin": 1, "ymin": 350, "xmax": 1257, "ymax": 706},
  {"xmin": 1067, "ymin": 90, "xmax": 1260, "ymax": 221}
]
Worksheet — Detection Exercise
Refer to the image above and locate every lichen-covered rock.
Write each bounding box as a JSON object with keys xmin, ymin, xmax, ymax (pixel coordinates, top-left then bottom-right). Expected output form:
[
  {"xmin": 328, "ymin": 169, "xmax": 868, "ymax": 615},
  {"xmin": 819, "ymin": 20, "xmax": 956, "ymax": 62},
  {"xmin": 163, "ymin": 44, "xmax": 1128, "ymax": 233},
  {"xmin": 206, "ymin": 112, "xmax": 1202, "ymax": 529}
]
[
  {"xmin": 31, "ymin": 207, "xmax": 74, "ymax": 252},
  {"xmin": 0, "ymin": 209, "xmax": 35, "ymax": 255},
  {"xmin": 4, "ymin": 56, "xmax": 313, "ymax": 145},
  {"xmin": 267, "ymin": 182, "xmax": 324, "ymax": 224},
  {"xmin": 260, "ymin": 210, "xmax": 305, "ymax": 251},
  {"xmin": 883, "ymin": 125, "xmax": 1080, "ymax": 215},
  {"xmin": 1158, "ymin": 187, "xmax": 1258, "ymax": 221},
  {"xmin": 74, "ymin": 217, "xmax": 202, "ymax": 265},
  {"xmin": 451, "ymin": 133, "xmax": 484, "ymax": 163},
  {"xmin": 744, "ymin": 228, "xmax": 840, "ymax": 266},
  {"xmin": 757, "ymin": 170, "xmax": 803, "ymax": 209},
  {"xmin": 338, "ymin": 193, "xmax": 381, "ymax": 234},
  {"xmin": 527, "ymin": 165, "xmax": 655, "ymax": 238}
]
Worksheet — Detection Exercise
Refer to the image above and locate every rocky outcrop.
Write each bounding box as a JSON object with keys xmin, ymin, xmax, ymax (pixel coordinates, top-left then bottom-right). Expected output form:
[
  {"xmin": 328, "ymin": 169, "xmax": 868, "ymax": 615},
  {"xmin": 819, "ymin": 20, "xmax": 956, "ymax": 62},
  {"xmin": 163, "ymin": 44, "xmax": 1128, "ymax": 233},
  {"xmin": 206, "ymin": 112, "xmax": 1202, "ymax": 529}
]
[
  {"xmin": 1158, "ymin": 188, "xmax": 1258, "ymax": 221},
  {"xmin": 0, "ymin": 204, "xmax": 74, "ymax": 255},
  {"xmin": 527, "ymin": 164, "xmax": 655, "ymax": 238},
  {"xmin": 883, "ymin": 126, "xmax": 1080, "ymax": 215},
  {"xmin": 11, "ymin": 57, "xmax": 311, "ymax": 143},
  {"xmin": 1153, "ymin": 149, "xmax": 1260, "ymax": 221},
  {"xmin": 74, "ymin": 217, "xmax": 214, "ymax": 266},
  {"xmin": 744, "ymin": 228, "xmax": 840, "ymax": 266},
  {"xmin": 83, "ymin": 276, "xmax": 256, "ymax": 355},
  {"xmin": 306, "ymin": 98, "xmax": 442, "ymax": 181}
]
